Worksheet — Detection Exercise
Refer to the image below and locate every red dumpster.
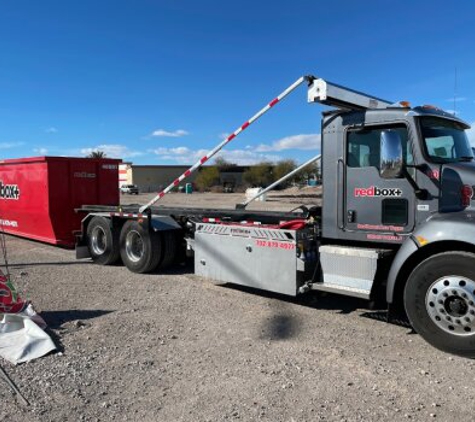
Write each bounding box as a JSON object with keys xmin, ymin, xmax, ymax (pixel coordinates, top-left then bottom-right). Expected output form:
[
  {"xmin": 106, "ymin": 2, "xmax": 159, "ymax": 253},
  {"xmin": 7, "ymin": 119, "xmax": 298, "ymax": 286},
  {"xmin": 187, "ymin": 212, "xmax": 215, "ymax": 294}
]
[{"xmin": 0, "ymin": 156, "xmax": 121, "ymax": 247}]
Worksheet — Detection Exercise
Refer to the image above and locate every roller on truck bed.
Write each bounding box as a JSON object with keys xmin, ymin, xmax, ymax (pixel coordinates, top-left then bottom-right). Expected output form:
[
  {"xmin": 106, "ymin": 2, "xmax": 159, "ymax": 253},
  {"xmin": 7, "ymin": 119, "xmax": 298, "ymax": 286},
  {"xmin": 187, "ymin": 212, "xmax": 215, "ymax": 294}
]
[{"xmin": 76, "ymin": 74, "xmax": 475, "ymax": 358}]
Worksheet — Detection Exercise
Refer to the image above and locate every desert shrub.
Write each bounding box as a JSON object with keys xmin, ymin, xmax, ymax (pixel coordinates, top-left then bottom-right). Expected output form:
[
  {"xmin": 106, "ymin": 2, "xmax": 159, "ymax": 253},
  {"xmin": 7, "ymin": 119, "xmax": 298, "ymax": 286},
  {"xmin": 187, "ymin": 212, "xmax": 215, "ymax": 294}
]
[
  {"xmin": 195, "ymin": 166, "xmax": 220, "ymax": 191},
  {"xmin": 243, "ymin": 161, "xmax": 273, "ymax": 187}
]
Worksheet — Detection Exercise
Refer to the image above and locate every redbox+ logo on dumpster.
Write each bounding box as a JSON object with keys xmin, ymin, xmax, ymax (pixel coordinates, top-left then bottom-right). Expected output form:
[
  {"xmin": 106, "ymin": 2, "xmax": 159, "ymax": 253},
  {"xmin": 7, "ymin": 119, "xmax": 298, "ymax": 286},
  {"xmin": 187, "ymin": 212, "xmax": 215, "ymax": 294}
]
[{"xmin": 0, "ymin": 181, "xmax": 20, "ymax": 200}]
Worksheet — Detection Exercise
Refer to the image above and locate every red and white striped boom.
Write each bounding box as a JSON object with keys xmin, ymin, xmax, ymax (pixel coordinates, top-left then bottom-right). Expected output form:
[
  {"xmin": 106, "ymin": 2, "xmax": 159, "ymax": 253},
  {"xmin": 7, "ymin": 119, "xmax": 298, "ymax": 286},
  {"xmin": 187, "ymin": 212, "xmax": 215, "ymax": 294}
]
[{"xmin": 139, "ymin": 76, "xmax": 306, "ymax": 213}]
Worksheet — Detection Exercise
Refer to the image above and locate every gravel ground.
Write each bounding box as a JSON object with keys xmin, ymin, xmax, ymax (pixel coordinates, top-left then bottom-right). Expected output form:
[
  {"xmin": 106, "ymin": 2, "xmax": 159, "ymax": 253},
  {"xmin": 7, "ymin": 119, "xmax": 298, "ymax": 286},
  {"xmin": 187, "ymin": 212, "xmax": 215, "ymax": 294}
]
[{"xmin": 1, "ymin": 192, "xmax": 475, "ymax": 421}]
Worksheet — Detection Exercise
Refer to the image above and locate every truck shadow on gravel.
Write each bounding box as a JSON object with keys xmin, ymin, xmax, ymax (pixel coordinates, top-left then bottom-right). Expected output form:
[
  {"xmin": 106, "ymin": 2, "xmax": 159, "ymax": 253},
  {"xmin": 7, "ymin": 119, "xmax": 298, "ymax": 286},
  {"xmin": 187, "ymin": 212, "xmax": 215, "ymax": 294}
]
[
  {"xmin": 144, "ymin": 258, "xmax": 413, "ymax": 337},
  {"xmin": 301, "ymin": 293, "xmax": 411, "ymax": 328},
  {"xmin": 41, "ymin": 309, "xmax": 114, "ymax": 352},
  {"xmin": 226, "ymin": 284, "xmax": 412, "ymax": 341},
  {"xmin": 149, "ymin": 253, "xmax": 414, "ymax": 337},
  {"xmin": 42, "ymin": 309, "xmax": 113, "ymax": 329}
]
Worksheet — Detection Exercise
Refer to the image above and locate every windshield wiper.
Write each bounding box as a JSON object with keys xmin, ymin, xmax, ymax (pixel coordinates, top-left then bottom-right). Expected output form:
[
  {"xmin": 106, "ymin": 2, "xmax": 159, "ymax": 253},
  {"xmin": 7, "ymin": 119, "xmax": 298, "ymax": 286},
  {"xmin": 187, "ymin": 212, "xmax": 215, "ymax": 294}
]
[{"xmin": 458, "ymin": 156, "xmax": 474, "ymax": 162}]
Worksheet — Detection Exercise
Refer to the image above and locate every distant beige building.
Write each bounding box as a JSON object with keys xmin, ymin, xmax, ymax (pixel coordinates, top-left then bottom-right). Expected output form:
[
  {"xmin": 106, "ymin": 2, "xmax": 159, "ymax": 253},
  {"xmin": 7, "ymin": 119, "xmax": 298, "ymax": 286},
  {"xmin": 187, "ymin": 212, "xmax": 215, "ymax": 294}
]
[
  {"xmin": 118, "ymin": 163, "xmax": 248, "ymax": 192},
  {"xmin": 118, "ymin": 164, "xmax": 198, "ymax": 193}
]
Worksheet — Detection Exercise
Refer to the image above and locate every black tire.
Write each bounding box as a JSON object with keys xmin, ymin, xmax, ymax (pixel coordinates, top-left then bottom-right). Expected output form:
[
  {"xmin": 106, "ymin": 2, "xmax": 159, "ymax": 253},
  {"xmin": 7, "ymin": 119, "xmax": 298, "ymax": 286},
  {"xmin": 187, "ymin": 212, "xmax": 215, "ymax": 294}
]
[
  {"xmin": 159, "ymin": 231, "xmax": 178, "ymax": 269},
  {"xmin": 86, "ymin": 216, "xmax": 120, "ymax": 265},
  {"xmin": 119, "ymin": 220, "xmax": 163, "ymax": 273},
  {"xmin": 404, "ymin": 252, "xmax": 475, "ymax": 358}
]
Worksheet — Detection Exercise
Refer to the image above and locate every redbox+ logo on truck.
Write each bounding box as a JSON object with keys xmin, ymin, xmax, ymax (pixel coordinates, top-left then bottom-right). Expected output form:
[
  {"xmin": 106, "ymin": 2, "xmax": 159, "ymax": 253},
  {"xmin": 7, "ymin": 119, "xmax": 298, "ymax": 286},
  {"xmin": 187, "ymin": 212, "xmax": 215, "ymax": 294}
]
[{"xmin": 354, "ymin": 186, "xmax": 402, "ymax": 197}]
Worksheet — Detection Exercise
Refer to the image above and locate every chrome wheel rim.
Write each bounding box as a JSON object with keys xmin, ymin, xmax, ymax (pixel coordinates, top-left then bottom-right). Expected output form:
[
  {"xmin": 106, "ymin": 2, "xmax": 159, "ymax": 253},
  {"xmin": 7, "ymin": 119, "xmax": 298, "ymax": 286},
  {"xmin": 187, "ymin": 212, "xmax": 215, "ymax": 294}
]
[
  {"xmin": 125, "ymin": 230, "xmax": 144, "ymax": 263},
  {"xmin": 91, "ymin": 226, "xmax": 106, "ymax": 255},
  {"xmin": 426, "ymin": 276, "xmax": 475, "ymax": 336}
]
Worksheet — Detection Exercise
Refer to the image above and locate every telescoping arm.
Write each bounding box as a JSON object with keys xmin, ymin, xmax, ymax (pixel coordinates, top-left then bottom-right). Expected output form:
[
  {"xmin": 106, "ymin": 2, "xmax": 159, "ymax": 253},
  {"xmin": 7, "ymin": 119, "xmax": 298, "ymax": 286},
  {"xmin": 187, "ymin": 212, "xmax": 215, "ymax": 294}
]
[
  {"xmin": 139, "ymin": 76, "xmax": 308, "ymax": 213},
  {"xmin": 139, "ymin": 74, "xmax": 391, "ymax": 213},
  {"xmin": 306, "ymin": 77, "xmax": 392, "ymax": 109}
]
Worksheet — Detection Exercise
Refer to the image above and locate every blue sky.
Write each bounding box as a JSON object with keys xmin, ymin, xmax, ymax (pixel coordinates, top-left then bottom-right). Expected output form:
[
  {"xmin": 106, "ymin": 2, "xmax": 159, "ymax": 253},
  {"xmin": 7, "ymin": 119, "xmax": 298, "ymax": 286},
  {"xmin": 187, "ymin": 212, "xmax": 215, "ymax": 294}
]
[{"xmin": 1, "ymin": 0, "xmax": 475, "ymax": 165}]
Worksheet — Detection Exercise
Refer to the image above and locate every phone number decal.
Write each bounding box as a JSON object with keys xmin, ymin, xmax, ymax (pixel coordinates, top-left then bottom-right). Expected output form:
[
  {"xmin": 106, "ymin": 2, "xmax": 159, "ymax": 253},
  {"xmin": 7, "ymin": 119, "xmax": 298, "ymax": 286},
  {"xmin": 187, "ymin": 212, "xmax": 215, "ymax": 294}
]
[{"xmin": 255, "ymin": 240, "xmax": 295, "ymax": 250}]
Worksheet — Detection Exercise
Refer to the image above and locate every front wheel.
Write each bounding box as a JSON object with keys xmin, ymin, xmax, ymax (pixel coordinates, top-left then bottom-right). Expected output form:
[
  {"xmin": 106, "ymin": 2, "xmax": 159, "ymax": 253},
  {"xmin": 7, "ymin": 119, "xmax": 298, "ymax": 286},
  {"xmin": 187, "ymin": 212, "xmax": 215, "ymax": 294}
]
[
  {"xmin": 119, "ymin": 220, "xmax": 163, "ymax": 273},
  {"xmin": 404, "ymin": 252, "xmax": 475, "ymax": 358}
]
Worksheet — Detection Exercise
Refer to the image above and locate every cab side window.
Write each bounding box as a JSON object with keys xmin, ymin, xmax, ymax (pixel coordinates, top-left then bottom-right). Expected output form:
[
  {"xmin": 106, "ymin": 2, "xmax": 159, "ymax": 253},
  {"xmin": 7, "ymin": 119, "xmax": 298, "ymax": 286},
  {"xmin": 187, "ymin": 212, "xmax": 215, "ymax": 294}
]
[{"xmin": 347, "ymin": 126, "xmax": 412, "ymax": 168}]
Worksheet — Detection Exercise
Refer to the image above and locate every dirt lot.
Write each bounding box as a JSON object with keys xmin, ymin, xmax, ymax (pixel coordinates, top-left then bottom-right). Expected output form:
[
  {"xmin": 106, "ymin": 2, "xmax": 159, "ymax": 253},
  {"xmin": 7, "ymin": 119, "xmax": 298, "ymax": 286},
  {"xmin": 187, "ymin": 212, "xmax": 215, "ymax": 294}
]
[{"xmin": 1, "ymin": 191, "xmax": 475, "ymax": 421}]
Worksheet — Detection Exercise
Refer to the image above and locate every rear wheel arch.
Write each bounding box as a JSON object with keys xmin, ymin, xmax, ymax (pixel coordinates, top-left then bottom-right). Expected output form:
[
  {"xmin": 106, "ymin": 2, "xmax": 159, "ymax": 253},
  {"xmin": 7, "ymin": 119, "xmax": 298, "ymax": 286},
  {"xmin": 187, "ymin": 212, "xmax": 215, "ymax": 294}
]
[{"xmin": 83, "ymin": 214, "xmax": 125, "ymax": 242}]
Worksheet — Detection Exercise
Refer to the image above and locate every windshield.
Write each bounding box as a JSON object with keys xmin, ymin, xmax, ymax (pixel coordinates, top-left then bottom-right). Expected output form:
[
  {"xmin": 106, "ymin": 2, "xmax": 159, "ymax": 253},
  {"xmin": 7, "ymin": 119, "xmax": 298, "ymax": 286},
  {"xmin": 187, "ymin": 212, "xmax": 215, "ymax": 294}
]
[{"xmin": 420, "ymin": 117, "xmax": 473, "ymax": 163}]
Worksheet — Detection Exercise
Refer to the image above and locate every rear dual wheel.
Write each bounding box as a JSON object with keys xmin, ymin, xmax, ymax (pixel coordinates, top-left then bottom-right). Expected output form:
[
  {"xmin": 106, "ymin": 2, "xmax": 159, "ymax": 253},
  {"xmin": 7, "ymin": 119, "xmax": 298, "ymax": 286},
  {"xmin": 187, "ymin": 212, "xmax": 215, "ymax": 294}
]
[
  {"xmin": 87, "ymin": 217, "xmax": 120, "ymax": 265},
  {"xmin": 119, "ymin": 221, "xmax": 163, "ymax": 273},
  {"xmin": 87, "ymin": 217, "xmax": 179, "ymax": 274},
  {"xmin": 404, "ymin": 252, "xmax": 475, "ymax": 358},
  {"xmin": 119, "ymin": 221, "xmax": 179, "ymax": 273}
]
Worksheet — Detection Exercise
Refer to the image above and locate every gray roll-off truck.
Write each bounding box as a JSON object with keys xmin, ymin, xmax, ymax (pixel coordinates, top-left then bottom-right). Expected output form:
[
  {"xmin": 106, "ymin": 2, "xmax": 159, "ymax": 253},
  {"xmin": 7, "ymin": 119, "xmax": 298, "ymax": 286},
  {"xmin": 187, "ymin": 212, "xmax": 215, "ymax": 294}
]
[{"xmin": 77, "ymin": 75, "xmax": 475, "ymax": 357}]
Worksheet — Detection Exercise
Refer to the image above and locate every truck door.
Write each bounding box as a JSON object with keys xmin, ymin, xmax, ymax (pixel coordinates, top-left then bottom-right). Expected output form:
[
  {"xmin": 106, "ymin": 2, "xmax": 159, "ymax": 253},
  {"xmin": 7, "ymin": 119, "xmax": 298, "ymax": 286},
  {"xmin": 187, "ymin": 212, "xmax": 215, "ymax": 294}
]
[{"xmin": 344, "ymin": 124, "xmax": 415, "ymax": 241}]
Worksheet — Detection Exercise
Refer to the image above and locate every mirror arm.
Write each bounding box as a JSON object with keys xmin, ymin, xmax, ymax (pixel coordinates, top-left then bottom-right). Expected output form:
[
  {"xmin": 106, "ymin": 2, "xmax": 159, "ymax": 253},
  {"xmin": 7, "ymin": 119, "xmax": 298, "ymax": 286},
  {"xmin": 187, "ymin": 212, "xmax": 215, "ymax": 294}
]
[
  {"xmin": 406, "ymin": 163, "xmax": 442, "ymax": 189},
  {"xmin": 406, "ymin": 163, "xmax": 430, "ymax": 171},
  {"xmin": 401, "ymin": 167, "xmax": 431, "ymax": 200}
]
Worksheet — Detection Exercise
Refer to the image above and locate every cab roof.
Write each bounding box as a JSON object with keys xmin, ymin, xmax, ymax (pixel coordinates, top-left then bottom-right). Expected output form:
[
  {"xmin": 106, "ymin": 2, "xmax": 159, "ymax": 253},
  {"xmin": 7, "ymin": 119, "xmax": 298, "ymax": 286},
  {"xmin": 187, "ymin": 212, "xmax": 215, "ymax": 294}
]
[{"xmin": 322, "ymin": 105, "xmax": 470, "ymax": 129}]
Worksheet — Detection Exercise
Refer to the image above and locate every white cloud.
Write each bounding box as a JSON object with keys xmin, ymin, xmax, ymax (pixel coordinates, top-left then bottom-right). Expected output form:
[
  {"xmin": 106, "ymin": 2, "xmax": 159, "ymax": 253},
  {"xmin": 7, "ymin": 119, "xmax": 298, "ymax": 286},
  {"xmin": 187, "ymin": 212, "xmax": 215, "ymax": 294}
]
[
  {"xmin": 445, "ymin": 96, "xmax": 467, "ymax": 102},
  {"xmin": 34, "ymin": 148, "xmax": 48, "ymax": 155},
  {"xmin": 255, "ymin": 134, "xmax": 321, "ymax": 152},
  {"xmin": 0, "ymin": 142, "xmax": 24, "ymax": 149},
  {"xmin": 150, "ymin": 146, "xmax": 204, "ymax": 163},
  {"xmin": 150, "ymin": 146, "xmax": 281, "ymax": 165},
  {"xmin": 151, "ymin": 129, "xmax": 189, "ymax": 137},
  {"xmin": 216, "ymin": 149, "xmax": 281, "ymax": 165},
  {"xmin": 80, "ymin": 144, "xmax": 144, "ymax": 158},
  {"xmin": 45, "ymin": 127, "xmax": 58, "ymax": 133},
  {"xmin": 152, "ymin": 146, "xmax": 193, "ymax": 156}
]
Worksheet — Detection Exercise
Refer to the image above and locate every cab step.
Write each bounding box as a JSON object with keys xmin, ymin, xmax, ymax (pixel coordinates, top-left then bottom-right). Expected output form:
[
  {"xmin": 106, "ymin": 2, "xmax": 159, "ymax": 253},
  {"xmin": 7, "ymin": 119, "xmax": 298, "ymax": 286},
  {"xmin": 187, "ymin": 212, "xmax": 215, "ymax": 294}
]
[{"xmin": 313, "ymin": 245, "xmax": 392, "ymax": 299}]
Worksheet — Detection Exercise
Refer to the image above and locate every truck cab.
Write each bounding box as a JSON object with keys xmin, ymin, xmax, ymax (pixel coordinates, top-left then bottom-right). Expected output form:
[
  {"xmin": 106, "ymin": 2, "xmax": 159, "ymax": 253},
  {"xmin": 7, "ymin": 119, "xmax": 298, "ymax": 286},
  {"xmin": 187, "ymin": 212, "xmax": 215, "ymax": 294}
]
[
  {"xmin": 310, "ymin": 82, "xmax": 475, "ymax": 357},
  {"xmin": 321, "ymin": 105, "xmax": 473, "ymax": 243}
]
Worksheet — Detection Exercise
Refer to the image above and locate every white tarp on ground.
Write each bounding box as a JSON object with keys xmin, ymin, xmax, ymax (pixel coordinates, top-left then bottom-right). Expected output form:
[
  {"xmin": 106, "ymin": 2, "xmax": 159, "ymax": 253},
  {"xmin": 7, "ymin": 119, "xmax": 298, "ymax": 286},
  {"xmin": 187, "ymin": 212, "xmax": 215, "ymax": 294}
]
[{"xmin": 0, "ymin": 308, "xmax": 56, "ymax": 365}]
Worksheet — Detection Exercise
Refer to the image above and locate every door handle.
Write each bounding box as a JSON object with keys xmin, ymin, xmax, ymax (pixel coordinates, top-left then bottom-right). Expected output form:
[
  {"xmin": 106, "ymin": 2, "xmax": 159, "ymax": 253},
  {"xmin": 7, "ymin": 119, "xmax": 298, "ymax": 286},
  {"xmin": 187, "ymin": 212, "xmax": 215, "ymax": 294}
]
[{"xmin": 337, "ymin": 158, "xmax": 345, "ymax": 230}]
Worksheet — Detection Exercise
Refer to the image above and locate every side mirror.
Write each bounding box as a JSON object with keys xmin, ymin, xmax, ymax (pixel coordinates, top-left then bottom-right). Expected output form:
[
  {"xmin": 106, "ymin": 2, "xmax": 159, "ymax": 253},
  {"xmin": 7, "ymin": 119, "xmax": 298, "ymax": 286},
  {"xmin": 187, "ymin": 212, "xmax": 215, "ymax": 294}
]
[{"xmin": 380, "ymin": 130, "xmax": 403, "ymax": 178}]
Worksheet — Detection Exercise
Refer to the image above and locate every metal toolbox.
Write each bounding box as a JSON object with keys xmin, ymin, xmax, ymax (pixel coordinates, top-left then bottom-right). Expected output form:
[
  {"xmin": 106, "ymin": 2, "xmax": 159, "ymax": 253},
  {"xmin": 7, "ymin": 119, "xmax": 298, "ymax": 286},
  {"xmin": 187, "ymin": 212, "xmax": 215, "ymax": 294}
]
[{"xmin": 194, "ymin": 223, "xmax": 309, "ymax": 296}]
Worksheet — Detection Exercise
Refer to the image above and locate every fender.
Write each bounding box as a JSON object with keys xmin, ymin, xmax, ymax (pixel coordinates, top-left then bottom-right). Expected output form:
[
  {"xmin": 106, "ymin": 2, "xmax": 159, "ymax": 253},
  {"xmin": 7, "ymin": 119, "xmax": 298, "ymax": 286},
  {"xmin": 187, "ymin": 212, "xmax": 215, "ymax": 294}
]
[
  {"xmin": 150, "ymin": 215, "xmax": 182, "ymax": 231},
  {"xmin": 386, "ymin": 211, "xmax": 475, "ymax": 303},
  {"xmin": 386, "ymin": 237, "xmax": 418, "ymax": 303}
]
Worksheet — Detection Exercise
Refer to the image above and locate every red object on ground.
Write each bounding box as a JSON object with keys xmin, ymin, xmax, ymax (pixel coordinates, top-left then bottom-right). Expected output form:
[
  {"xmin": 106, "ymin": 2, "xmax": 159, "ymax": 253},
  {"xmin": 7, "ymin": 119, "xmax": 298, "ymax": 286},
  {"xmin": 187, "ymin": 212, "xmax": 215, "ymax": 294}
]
[
  {"xmin": 0, "ymin": 156, "xmax": 121, "ymax": 247},
  {"xmin": 0, "ymin": 271, "xmax": 27, "ymax": 314}
]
